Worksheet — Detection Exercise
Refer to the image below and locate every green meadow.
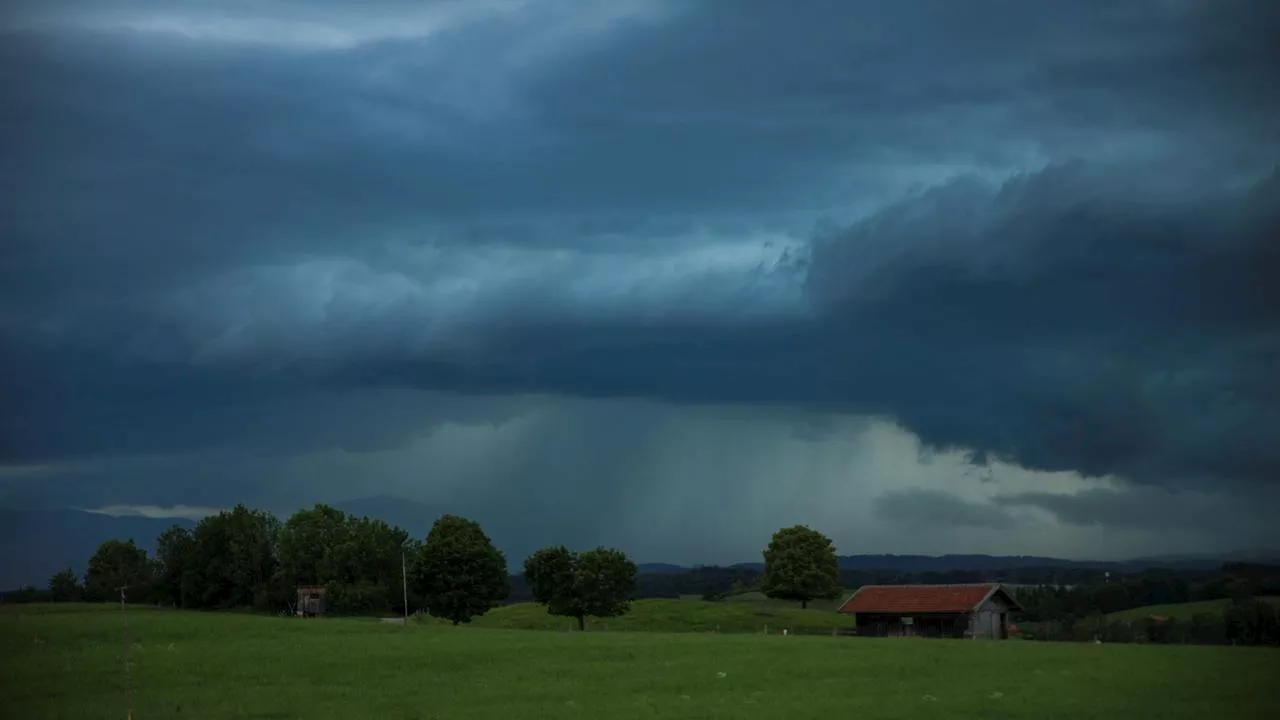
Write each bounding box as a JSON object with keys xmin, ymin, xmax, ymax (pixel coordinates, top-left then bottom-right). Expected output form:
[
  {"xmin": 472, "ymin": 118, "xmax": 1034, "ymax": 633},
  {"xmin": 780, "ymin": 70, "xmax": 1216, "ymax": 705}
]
[
  {"xmin": 434, "ymin": 597, "xmax": 854, "ymax": 634},
  {"xmin": 3, "ymin": 603, "xmax": 1277, "ymax": 720},
  {"xmin": 1106, "ymin": 596, "xmax": 1280, "ymax": 621}
]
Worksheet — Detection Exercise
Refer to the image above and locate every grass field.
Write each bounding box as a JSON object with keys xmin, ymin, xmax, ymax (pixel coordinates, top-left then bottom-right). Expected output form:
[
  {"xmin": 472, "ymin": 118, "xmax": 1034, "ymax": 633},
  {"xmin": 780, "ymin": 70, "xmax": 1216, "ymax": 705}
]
[
  {"xmin": 448, "ymin": 597, "xmax": 853, "ymax": 634},
  {"xmin": 716, "ymin": 590, "xmax": 851, "ymax": 613},
  {"xmin": 3, "ymin": 604, "xmax": 1278, "ymax": 719},
  {"xmin": 1107, "ymin": 596, "xmax": 1280, "ymax": 621}
]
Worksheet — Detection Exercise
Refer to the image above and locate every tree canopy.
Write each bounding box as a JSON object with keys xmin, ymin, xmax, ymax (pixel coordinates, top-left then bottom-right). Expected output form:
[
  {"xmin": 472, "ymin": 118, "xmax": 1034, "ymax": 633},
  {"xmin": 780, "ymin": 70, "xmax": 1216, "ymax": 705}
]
[
  {"xmin": 760, "ymin": 525, "xmax": 841, "ymax": 609},
  {"xmin": 523, "ymin": 545, "xmax": 637, "ymax": 630},
  {"xmin": 155, "ymin": 525, "xmax": 198, "ymax": 609},
  {"xmin": 47, "ymin": 568, "xmax": 81, "ymax": 602},
  {"xmin": 192, "ymin": 505, "xmax": 282, "ymax": 610},
  {"xmin": 414, "ymin": 514, "xmax": 509, "ymax": 625},
  {"xmin": 277, "ymin": 504, "xmax": 415, "ymax": 615},
  {"xmin": 84, "ymin": 539, "xmax": 151, "ymax": 602}
]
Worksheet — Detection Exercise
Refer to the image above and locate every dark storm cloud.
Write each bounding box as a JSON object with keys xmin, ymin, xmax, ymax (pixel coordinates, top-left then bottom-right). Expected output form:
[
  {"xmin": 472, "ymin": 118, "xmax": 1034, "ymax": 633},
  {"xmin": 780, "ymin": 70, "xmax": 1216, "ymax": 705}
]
[
  {"xmin": 0, "ymin": 336, "xmax": 527, "ymax": 462},
  {"xmin": 874, "ymin": 489, "xmax": 1017, "ymax": 530},
  {"xmin": 993, "ymin": 486, "xmax": 1280, "ymax": 547},
  {"xmin": 2, "ymin": 0, "xmax": 1278, "ymax": 504},
  {"xmin": 341, "ymin": 162, "xmax": 1280, "ymax": 489},
  {"xmin": 8, "ymin": 0, "xmax": 1276, "ymax": 316}
]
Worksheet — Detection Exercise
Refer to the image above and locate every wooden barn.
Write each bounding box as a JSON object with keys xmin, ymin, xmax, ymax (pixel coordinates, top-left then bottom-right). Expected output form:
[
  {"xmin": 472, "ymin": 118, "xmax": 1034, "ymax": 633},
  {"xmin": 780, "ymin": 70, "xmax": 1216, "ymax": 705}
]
[
  {"xmin": 837, "ymin": 583, "xmax": 1022, "ymax": 639},
  {"xmin": 296, "ymin": 585, "xmax": 327, "ymax": 617}
]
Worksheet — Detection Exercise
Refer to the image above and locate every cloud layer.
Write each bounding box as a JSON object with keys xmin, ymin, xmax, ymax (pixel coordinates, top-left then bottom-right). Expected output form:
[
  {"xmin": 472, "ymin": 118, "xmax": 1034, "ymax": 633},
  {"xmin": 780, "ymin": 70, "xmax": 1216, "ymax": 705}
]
[{"xmin": 2, "ymin": 0, "xmax": 1278, "ymax": 559}]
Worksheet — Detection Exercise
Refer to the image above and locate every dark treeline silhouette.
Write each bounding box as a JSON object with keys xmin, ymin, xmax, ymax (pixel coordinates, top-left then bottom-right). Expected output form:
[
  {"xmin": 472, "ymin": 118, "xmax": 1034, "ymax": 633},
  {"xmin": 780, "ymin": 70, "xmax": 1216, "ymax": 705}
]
[
  {"xmin": 4, "ymin": 504, "xmax": 639, "ymax": 627},
  {"xmin": 1014, "ymin": 566, "xmax": 1277, "ymax": 621},
  {"xmin": 5, "ymin": 505, "xmax": 1277, "ymax": 647},
  {"xmin": 1016, "ymin": 599, "xmax": 1280, "ymax": 647},
  {"xmin": 623, "ymin": 566, "xmax": 1220, "ymax": 604},
  {"xmin": 1013, "ymin": 564, "xmax": 1280, "ymax": 647}
]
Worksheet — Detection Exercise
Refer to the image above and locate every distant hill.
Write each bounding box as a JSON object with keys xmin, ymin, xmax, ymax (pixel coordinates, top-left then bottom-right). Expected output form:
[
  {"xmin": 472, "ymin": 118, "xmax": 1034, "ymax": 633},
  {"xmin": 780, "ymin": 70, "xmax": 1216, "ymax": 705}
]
[
  {"xmin": 1126, "ymin": 550, "xmax": 1280, "ymax": 570},
  {"xmin": 1107, "ymin": 597, "xmax": 1280, "ymax": 622},
  {"xmin": 716, "ymin": 552, "xmax": 1280, "ymax": 574},
  {"xmin": 636, "ymin": 563, "xmax": 692, "ymax": 574},
  {"xmin": 0, "ymin": 509, "xmax": 195, "ymax": 590}
]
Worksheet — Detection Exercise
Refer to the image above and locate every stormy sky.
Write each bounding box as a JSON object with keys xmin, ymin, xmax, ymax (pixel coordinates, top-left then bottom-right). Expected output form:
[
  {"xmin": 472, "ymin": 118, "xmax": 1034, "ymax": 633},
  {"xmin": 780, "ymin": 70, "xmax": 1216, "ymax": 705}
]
[{"xmin": 2, "ymin": 0, "xmax": 1278, "ymax": 564}]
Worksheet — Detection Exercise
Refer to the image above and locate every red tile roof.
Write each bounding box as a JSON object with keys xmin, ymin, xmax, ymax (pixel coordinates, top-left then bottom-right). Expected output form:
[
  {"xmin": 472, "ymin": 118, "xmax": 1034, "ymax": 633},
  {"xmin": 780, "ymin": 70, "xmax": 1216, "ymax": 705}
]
[{"xmin": 838, "ymin": 584, "xmax": 1019, "ymax": 614}]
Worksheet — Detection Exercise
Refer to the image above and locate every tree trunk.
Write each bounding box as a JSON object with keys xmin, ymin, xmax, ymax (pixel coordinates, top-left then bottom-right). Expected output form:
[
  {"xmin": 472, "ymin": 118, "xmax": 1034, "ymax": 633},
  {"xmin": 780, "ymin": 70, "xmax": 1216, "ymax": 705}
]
[
  {"xmin": 577, "ymin": 615, "xmax": 585, "ymax": 632},
  {"xmin": 802, "ymin": 599, "xmax": 808, "ymax": 610}
]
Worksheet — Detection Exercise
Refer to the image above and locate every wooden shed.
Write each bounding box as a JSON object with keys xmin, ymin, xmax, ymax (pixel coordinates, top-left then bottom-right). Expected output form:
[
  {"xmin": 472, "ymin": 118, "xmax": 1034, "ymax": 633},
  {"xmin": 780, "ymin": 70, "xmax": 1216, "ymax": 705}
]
[
  {"xmin": 296, "ymin": 585, "xmax": 326, "ymax": 617},
  {"xmin": 837, "ymin": 583, "xmax": 1022, "ymax": 639}
]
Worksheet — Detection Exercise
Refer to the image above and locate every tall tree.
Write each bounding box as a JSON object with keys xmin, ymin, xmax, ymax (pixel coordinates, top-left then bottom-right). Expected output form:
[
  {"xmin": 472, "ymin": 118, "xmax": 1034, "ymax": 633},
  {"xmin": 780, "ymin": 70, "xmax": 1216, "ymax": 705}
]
[
  {"xmin": 48, "ymin": 567, "xmax": 82, "ymax": 602},
  {"xmin": 192, "ymin": 505, "xmax": 281, "ymax": 609},
  {"xmin": 84, "ymin": 539, "xmax": 151, "ymax": 602},
  {"xmin": 276, "ymin": 504, "xmax": 350, "ymax": 588},
  {"xmin": 276, "ymin": 506, "xmax": 414, "ymax": 615},
  {"xmin": 761, "ymin": 525, "xmax": 841, "ymax": 609},
  {"xmin": 155, "ymin": 525, "xmax": 199, "ymax": 608},
  {"xmin": 523, "ymin": 546, "xmax": 637, "ymax": 631},
  {"xmin": 414, "ymin": 515, "xmax": 509, "ymax": 625}
]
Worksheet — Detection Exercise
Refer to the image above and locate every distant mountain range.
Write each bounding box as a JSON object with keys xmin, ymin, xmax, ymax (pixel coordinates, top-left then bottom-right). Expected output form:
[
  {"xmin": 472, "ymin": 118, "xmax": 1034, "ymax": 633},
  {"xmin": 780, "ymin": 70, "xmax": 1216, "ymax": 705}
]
[
  {"xmin": 2, "ymin": 504, "xmax": 1276, "ymax": 591},
  {"xmin": 638, "ymin": 550, "xmax": 1280, "ymax": 576},
  {"xmin": 0, "ymin": 509, "xmax": 196, "ymax": 591}
]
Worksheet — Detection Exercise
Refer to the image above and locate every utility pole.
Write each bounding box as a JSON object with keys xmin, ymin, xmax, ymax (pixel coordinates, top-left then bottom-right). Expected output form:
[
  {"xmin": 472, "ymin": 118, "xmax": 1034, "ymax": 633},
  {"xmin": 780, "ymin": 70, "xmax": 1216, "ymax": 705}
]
[
  {"xmin": 119, "ymin": 586, "xmax": 134, "ymax": 720},
  {"xmin": 401, "ymin": 551, "xmax": 409, "ymax": 626}
]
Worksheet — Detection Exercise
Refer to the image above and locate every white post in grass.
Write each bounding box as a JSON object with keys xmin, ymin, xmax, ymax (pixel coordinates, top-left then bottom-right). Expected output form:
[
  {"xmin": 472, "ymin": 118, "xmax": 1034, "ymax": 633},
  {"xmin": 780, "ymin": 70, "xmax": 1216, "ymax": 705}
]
[
  {"xmin": 119, "ymin": 586, "xmax": 134, "ymax": 720},
  {"xmin": 401, "ymin": 551, "xmax": 409, "ymax": 626}
]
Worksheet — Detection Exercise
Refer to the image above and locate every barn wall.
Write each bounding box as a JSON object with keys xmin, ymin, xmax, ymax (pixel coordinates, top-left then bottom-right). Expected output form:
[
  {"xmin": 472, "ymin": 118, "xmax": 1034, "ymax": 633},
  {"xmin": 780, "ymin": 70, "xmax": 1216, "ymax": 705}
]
[
  {"xmin": 971, "ymin": 609, "xmax": 999, "ymax": 638},
  {"xmin": 855, "ymin": 613, "xmax": 969, "ymax": 638},
  {"xmin": 970, "ymin": 593, "xmax": 1014, "ymax": 638},
  {"xmin": 855, "ymin": 614, "xmax": 905, "ymax": 637}
]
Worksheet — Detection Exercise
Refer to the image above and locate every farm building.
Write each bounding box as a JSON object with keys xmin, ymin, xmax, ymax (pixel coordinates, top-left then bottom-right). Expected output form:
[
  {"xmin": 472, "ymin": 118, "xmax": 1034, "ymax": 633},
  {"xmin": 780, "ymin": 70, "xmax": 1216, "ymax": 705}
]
[
  {"xmin": 296, "ymin": 585, "xmax": 327, "ymax": 617},
  {"xmin": 837, "ymin": 583, "xmax": 1022, "ymax": 639}
]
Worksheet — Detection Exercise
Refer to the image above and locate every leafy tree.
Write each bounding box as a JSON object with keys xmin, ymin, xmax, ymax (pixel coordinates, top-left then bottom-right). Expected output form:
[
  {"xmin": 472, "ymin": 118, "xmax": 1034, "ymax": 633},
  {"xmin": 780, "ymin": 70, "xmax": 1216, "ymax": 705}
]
[
  {"xmin": 523, "ymin": 545, "xmax": 638, "ymax": 631},
  {"xmin": 1187, "ymin": 612, "xmax": 1224, "ymax": 645},
  {"xmin": 276, "ymin": 505, "xmax": 414, "ymax": 615},
  {"xmin": 84, "ymin": 539, "xmax": 151, "ymax": 602},
  {"xmin": 336, "ymin": 515, "xmax": 412, "ymax": 613},
  {"xmin": 1225, "ymin": 598, "xmax": 1280, "ymax": 646},
  {"xmin": 192, "ymin": 505, "xmax": 281, "ymax": 609},
  {"xmin": 48, "ymin": 567, "xmax": 82, "ymax": 602},
  {"xmin": 414, "ymin": 515, "xmax": 509, "ymax": 625},
  {"xmin": 155, "ymin": 525, "xmax": 199, "ymax": 608},
  {"xmin": 760, "ymin": 525, "xmax": 841, "ymax": 609},
  {"xmin": 276, "ymin": 504, "xmax": 350, "ymax": 588}
]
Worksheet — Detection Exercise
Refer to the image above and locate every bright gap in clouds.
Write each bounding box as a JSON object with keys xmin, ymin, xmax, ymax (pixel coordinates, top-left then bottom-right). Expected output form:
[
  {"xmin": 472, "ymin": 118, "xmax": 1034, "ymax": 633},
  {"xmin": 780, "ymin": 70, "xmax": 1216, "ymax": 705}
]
[{"xmin": 78, "ymin": 504, "xmax": 225, "ymax": 521}]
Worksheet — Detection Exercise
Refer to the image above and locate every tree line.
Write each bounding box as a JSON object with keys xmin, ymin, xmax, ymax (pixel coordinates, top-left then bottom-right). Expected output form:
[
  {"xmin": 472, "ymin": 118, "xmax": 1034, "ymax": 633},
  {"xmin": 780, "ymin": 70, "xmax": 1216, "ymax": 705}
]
[
  {"xmin": 1015, "ymin": 565, "xmax": 1280, "ymax": 622},
  {"xmin": 27, "ymin": 504, "xmax": 645, "ymax": 627},
  {"xmin": 17, "ymin": 505, "xmax": 851, "ymax": 629},
  {"xmin": 1015, "ymin": 597, "xmax": 1280, "ymax": 647},
  {"xmin": 1012, "ymin": 564, "xmax": 1280, "ymax": 647},
  {"xmin": 31, "ymin": 505, "xmax": 1272, "ymax": 646}
]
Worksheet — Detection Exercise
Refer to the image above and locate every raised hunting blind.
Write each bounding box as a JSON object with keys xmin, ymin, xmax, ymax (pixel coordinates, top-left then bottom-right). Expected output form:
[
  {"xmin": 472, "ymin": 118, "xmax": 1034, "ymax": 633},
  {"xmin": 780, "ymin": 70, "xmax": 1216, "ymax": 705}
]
[{"xmin": 296, "ymin": 585, "xmax": 326, "ymax": 617}]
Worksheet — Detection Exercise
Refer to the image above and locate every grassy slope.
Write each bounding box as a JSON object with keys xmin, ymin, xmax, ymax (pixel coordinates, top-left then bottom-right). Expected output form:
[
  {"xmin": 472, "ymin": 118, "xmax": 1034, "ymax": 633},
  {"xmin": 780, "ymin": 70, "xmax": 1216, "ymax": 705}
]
[
  {"xmin": 718, "ymin": 590, "xmax": 852, "ymax": 613},
  {"xmin": 3, "ymin": 604, "xmax": 1279, "ymax": 720},
  {"xmin": 1107, "ymin": 596, "xmax": 1280, "ymax": 621},
  {"xmin": 459, "ymin": 597, "xmax": 852, "ymax": 634}
]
